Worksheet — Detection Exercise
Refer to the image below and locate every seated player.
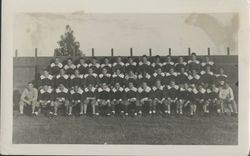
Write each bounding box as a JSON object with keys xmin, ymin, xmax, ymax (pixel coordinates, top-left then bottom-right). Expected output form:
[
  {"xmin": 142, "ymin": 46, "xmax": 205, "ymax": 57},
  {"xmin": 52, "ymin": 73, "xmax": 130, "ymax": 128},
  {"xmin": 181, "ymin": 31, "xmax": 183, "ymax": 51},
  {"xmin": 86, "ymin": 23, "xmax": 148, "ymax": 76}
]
[
  {"xmin": 69, "ymin": 85, "xmax": 84, "ymax": 116},
  {"xmin": 152, "ymin": 67, "xmax": 166, "ymax": 86},
  {"xmin": 38, "ymin": 85, "xmax": 54, "ymax": 115},
  {"xmin": 200, "ymin": 66, "xmax": 215, "ymax": 88},
  {"xmin": 77, "ymin": 57, "xmax": 88, "ymax": 75},
  {"xmin": 99, "ymin": 68, "xmax": 111, "ymax": 86},
  {"xmin": 175, "ymin": 56, "xmax": 187, "ymax": 73},
  {"xmin": 164, "ymin": 80, "xmax": 179, "ymax": 115},
  {"xmin": 64, "ymin": 58, "xmax": 76, "ymax": 76},
  {"xmin": 88, "ymin": 57, "xmax": 100, "ymax": 74},
  {"xmin": 111, "ymin": 68, "xmax": 125, "ymax": 87},
  {"xmin": 125, "ymin": 57, "xmax": 137, "ymax": 74},
  {"xmin": 70, "ymin": 69, "xmax": 84, "ymax": 88},
  {"xmin": 152, "ymin": 80, "xmax": 165, "ymax": 115},
  {"xmin": 219, "ymin": 82, "xmax": 238, "ymax": 116},
  {"xmin": 205, "ymin": 84, "xmax": 220, "ymax": 115},
  {"xmin": 188, "ymin": 69, "xmax": 201, "ymax": 87},
  {"xmin": 83, "ymin": 84, "xmax": 98, "ymax": 116},
  {"xmin": 55, "ymin": 69, "xmax": 70, "ymax": 88},
  {"xmin": 165, "ymin": 68, "xmax": 178, "ymax": 85},
  {"xmin": 111, "ymin": 82, "xmax": 126, "ymax": 116},
  {"xmin": 38, "ymin": 69, "xmax": 54, "ymax": 89},
  {"xmin": 49, "ymin": 57, "xmax": 63, "ymax": 76},
  {"xmin": 97, "ymin": 83, "xmax": 111, "ymax": 116},
  {"xmin": 138, "ymin": 71, "xmax": 152, "ymax": 87},
  {"xmin": 19, "ymin": 82, "xmax": 38, "ymax": 115},
  {"xmin": 201, "ymin": 56, "xmax": 215, "ymax": 72},
  {"xmin": 138, "ymin": 55, "xmax": 152, "ymax": 74},
  {"xmin": 187, "ymin": 53, "xmax": 201, "ymax": 73},
  {"xmin": 53, "ymin": 84, "xmax": 69, "ymax": 116},
  {"xmin": 125, "ymin": 70, "xmax": 138, "ymax": 87},
  {"xmin": 215, "ymin": 67, "xmax": 228, "ymax": 87},
  {"xmin": 163, "ymin": 55, "xmax": 175, "ymax": 73},
  {"xmin": 84, "ymin": 68, "xmax": 98, "ymax": 87},
  {"xmin": 177, "ymin": 83, "xmax": 192, "ymax": 116},
  {"xmin": 112, "ymin": 56, "xmax": 125, "ymax": 73},
  {"xmin": 100, "ymin": 57, "xmax": 112, "ymax": 74},
  {"xmin": 151, "ymin": 55, "xmax": 163, "ymax": 72},
  {"xmin": 138, "ymin": 82, "xmax": 153, "ymax": 115},
  {"xmin": 177, "ymin": 67, "xmax": 189, "ymax": 86},
  {"xmin": 193, "ymin": 84, "xmax": 207, "ymax": 115},
  {"xmin": 124, "ymin": 82, "xmax": 139, "ymax": 116}
]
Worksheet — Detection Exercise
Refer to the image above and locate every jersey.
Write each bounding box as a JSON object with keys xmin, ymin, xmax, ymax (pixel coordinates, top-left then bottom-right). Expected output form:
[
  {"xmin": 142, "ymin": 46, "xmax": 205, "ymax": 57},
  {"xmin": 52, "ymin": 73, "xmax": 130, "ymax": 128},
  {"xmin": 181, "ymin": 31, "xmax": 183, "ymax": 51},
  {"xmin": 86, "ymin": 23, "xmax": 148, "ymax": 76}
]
[
  {"xmin": 188, "ymin": 74, "xmax": 201, "ymax": 85},
  {"xmin": 215, "ymin": 74, "xmax": 228, "ymax": 86},
  {"xmin": 177, "ymin": 72, "xmax": 189, "ymax": 84},
  {"xmin": 166, "ymin": 85, "xmax": 179, "ymax": 100},
  {"xmin": 175, "ymin": 62, "xmax": 187, "ymax": 73},
  {"xmin": 88, "ymin": 63, "xmax": 101, "ymax": 74},
  {"xmin": 111, "ymin": 87, "xmax": 125, "ymax": 101},
  {"xmin": 165, "ymin": 72, "xmax": 178, "ymax": 85},
  {"xmin": 84, "ymin": 73, "xmax": 98, "ymax": 87},
  {"xmin": 38, "ymin": 74, "xmax": 54, "ymax": 87},
  {"xmin": 55, "ymin": 74, "xmax": 70, "ymax": 88},
  {"xmin": 99, "ymin": 73, "xmax": 111, "ymax": 86},
  {"xmin": 84, "ymin": 87, "xmax": 97, "ymax": 99},
  {"xmin": 76, "ymin": 63, "xmax": 88, "ymax": 75},
  {"xmin": 112, "ymin": 62, "xmax": 125, "ymax": 73},
  {"xmin": 138, "ymin": 61, "xmax": 152, "ymax": 74},
  {"xmin": 70, "ymin": 88, "xmax": 84, "ymax": 102},
  {"xmin": 97, "ymin": 87, "xmax": 111, "ymax": 101},
  {"xmin": 100, "ymin": 63, "xmax": 112, "ymax": 74},
  {"xmin": 124, "ymin": 87, "xmax": 138, "ymax": 100},
  {"xmin": 152, "ymin": 86, "xmax": 165, "ymax": 100},
  {"xmin": 163, "ymin": 62, "xmax": 175, "ymax": 73},
  {"xmin": 187, "ymin": 60, "xmax": 201, "ymax": 72},
  {"xmin": 55, "ymin": 87, "xmax": 69, "ymax": 101},
  {"xmin": 152, "ymin": 72, "xmax": 166, "ymax": 85},
  {"xmin": 64, "ymin": 64, "xmax": 76, "ymax": 75},
  {"xmin": 124, "ymin": 74, "xmax": 138, "ymax": 87},
  {"xmin": 125, "ymin": 62, "xmax": 137, "ymax": 74},
  {"xmin": 70, "ymin": 74, "xmax": 84, "ymax": 88},
  {"xmin": 138, "ymin": 86, "xmax": 152, "ymax": 99},
  {"xmin": 138, "ymin": 73, "xmax": 152, "ymax": 86},
  {"xmin": 200, "ymin": 71, "xmax": 215, "ymax": 85},
  {"xmin": 49, "ymin": 62, "xmax": 63, "ymax": 76},
  {"xmin": 111, "ymin": 73, "xmax": 125, "ymax": 87},
  {"xmin": 201, "ymin": 61, "xmax": 215, "ymax": 72},
  {"xmin": 38, "ymin": 88, "xmax": 53, "ymax": 102},
  {"xmin": 151, "ymin": 62, "xmax": 164, "ymax": 71}
]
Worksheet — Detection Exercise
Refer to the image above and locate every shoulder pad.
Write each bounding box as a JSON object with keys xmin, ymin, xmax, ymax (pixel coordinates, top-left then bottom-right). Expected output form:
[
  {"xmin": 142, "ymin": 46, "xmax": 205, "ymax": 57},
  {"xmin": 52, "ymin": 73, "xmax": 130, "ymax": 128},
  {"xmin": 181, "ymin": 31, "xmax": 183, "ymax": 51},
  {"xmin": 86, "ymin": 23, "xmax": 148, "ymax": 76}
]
[
  {"xmin": 79, "ymin": 75, "xmax": 83, "ymax": 79},
  {"xmin": 214, "ymin": 88, "xmax": 219, "ymax": 93},
  {"xmin": 119, "ymin": 87, "xmax": 124, "ymax": 92},
  {"xmin": 146, "ymin": 74, "xmax": 151, "ymax": 79},
  {"xmin": 63, "ymin": 75, "xmax": 69, "ymax": 79},
  {"xmin": 223, "ymin": 74, "xmax": 228, "ymax": 78},
  {"xmin": 84, "ymin": 74, "xmax": 89, "ymax": 78},
  {"xmin": 63, "ymin": 88, "xmax": 68, "ymax": 93},
  {"xmin": 200, "ymin": 88, "xmax": 206, "ymax": 94},
  {"xmin": 112, "ymin": 74, "xmax": 117, "ymax": 78},
  {"xmin": 200, "ymin": 71, "xmax": 205, "ymax": 75},
  {"xmin": 40, "ymin": 75, "xmax": 45, "ymax": 80},
  {"xmin": 120, "ymin": 62, "xmax": 125, "ymax": 66},
  {"xmin": 209, "ymin": 61, "xmax": 214, "ymax": 65},
  {"xmin": 119, "ymin": 74, "xmax": 125, "ymax": 78},
  {"xmin": 84, "ymin": 88, "xmax": 89, "ymax": 92},
  {"xmin": 92, "ymin": 73, "xmax": 97, "ymax": 77},
  {"xmin": 50, "ymin": 63, "xmax": 55, "ymax": 67},
  {"xmin": 146, "ymin": 87, "xmax": 151, "ymax": 92},
  {"xmin": 138, "ymin": 74, "xmax": 142, "ymax": 79},
  {"xmin": 139, "ymin": 62, "xmax": 143, "ymax": 65},
  {"xmin": 188, "ymin": 75, "xmax": 193, "ymax": 80},
  {"xmin": 48, "ymin": 75, "xmax": 53, "ymax": 80},
  {"xmin": 64, "ymin": 65, "xmax": 69, "ymax": 70},
  {"xmin": 138, "ymin": 87, "xmax": 143, "ymax": 93},
  {"xmin": 70, "ymin": 90, "xmax": 75, "ymax": 94},
  {"xmin": 183, "ymin": 62, "xmax": 187, "ymax": 66},
  {"xmin": 71, "ymin": 64, "xmax": 76, "ymax": 69},
  {"xmin": 113, "ymin": 62, "xmax": 117, "ymax": 66},
  {"xmin": 99, "ymin": 74, "xmax": 103, "ymax": 78},
  {"xmin": 47, "ymin": 88, "xmax": 53, "ymax": 93},
  {"xmin": 166, "ymin": 73, "xmax": 170, "ymax": 76},
  {"xmin": 78, "ymin": 88, "xmax": 84, "ymax": 94},
  {"xmin": 187, "ymin": 88, "xmax": 192, "ymax": 92},
  {"xmin": 98, "ymin": 88, "xmax": 103, "ymax": 92},
  {"xmin": 207, "ymin": 89, "xmax": 212, "ymax": 93},
  {"xmin": 201, "ymin": 62, "xmax": 206, "ymax": 66},
  {"xmin": 192, "ymin": 88, "xmax": 198, "ymax": 94},
  {"xmin": 40, "ymin": 89, "xmax": 45, "ymax": 94},
  {"xmin": 105, "ymin": 88, "xmax": 110, "ymax": 92},
  {"xmin": 180, "ymin": 88, "xmax": 185, "ymax": 91},
  {"xmin": 170, "ymin": 62, "xmax": 174, "ymax": 65},
  {"xmin": 173, "ymin": 72, "xmax": 177, "ymax": 76},
  {"xmin": 125, "ymin": 88, "xmax": 129, "ymax": 92},
  {"xmin": 174, "ymin": 85, "xmax": 179, "ymax": 89},
  {"xmin": 152, "ymin": 86, "xmax": 157, "ymax": 91},
  {"xmin": 147, "ymin": 61, "xmax": 151, "ymax": 65},
  {"xmin": 77, "ymin": 64, "xmax": 81, "ymax": 68},
  {"xmin": 95, "ymin": 63, "xmax": 100, "ymax": 68},
  {"xmin": 56, "ymin": 88, "xmax": 61, "ymax": 93},
  {"xmin": 70, "ymin": 75, "xmax": 75, "ymax": 79},
  {"xmin": 153, "ymin": 73, "xmax": 157, "ymax": 77},
  {"xmin": 56, "ymin": 75, "xmax": 61, "ymax": 79},
  {"xmin": 58, "ymin": 63, "xmax": 63, "ymax": 68}
]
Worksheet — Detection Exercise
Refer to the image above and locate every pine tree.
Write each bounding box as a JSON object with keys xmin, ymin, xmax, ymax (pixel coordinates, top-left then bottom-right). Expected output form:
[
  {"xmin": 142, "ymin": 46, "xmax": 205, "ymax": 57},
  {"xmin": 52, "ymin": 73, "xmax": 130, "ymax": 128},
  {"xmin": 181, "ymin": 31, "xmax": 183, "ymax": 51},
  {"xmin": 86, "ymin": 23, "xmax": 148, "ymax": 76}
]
[{"xmin": 54, "ymin": 25, "xmax": 83, "ymax": 56}]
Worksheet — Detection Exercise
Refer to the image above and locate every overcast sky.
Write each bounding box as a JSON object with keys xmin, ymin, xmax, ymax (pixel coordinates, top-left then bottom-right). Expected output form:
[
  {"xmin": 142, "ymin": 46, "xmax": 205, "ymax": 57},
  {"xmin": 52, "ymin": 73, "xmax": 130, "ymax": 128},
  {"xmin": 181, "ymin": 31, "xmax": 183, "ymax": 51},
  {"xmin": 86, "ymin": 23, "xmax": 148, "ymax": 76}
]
[{"xmin": 14, "ymin": 12, "xmax": 238, "ymax": 56}]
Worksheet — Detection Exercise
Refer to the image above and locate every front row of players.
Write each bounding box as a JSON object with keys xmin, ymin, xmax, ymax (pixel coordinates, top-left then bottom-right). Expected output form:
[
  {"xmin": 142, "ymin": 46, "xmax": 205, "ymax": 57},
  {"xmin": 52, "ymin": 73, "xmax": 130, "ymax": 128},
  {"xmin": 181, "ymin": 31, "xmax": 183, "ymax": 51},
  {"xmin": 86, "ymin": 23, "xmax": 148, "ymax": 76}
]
[{"xmin": 19, "ymin": 79, "xmax": 238, "ymax": 117}]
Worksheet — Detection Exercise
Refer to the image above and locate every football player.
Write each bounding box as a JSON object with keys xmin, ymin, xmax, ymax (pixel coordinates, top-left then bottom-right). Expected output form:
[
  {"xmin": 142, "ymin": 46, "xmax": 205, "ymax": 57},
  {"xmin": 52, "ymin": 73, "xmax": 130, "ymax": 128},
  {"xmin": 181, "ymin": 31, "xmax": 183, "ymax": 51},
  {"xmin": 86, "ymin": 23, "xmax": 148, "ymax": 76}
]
[
  {"xmin": 53, "ymin": 84, "xmax": 70, "ymax": 116},
  {"xmin": 69, "ymin": 85, "xmax": 84, "ymax": 116}
]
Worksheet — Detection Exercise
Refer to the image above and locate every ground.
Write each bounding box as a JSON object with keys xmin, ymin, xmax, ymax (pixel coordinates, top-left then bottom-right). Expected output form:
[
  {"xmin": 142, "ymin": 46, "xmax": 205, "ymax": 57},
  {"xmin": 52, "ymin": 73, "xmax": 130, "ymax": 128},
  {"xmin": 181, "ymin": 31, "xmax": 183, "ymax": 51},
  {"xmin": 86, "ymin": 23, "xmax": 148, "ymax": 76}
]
[{"xmin": 12, "ymin": 110, "xmax": 238, "ymax": 145}]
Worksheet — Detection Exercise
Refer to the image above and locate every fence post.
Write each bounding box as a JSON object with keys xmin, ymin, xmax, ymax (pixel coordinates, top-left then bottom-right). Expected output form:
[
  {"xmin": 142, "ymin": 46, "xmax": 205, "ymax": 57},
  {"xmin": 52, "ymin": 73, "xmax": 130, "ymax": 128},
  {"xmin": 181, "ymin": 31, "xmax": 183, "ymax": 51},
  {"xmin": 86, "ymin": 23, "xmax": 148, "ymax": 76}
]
[
  {"xmin": 149, "ymin": 48, "xmax": 152, "ymax": 56},
  {"xmin": 208, "ymin": 48, "xmax": 210, "ymax": 56},
  {"xmin": 111, "ymin": 48, "xmax": 114, "ymax": 56},
  {"xmin": 169, "ymin": 48, "xmax": 171, "ymax": 56},
  {"xmin": 130, "ymin": 48, "xmax": 133, "ymax": 56},
  {"xmin": 15, "ymin": 49, "xmax": 18, "ymax": 57},
  {"xmin": 188, "ymin": 48, "xmax": 191, "ymax": 56},
  {"xmin": 92, "ymin": 48, "xmax": 95, "ymax": 57},
  {"xmin": 227, "ymin": 47, "xmax": 230, "ymax": 56},
  {"xmin": 34, "ymin": 48, "xmax": 38, "ymax": 87}
]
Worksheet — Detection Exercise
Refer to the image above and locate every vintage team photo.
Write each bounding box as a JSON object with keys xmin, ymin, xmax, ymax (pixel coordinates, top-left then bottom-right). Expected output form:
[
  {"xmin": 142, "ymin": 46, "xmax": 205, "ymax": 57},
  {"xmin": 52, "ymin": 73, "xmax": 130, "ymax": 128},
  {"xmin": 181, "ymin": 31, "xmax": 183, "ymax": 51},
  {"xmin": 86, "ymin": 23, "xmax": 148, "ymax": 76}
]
[{"xmin": 13, "ymin": 12, "xmax": 238, "ymax": 144}]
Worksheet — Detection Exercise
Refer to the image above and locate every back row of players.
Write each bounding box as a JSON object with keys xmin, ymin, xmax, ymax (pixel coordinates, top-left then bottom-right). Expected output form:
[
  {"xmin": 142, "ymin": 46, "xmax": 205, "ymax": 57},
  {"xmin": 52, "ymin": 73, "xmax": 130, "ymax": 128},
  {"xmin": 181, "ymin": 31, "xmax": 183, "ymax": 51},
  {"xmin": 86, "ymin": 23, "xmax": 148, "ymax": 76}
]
[{"xmin": 19, "ymin": 53, "xmax": 237, "ymax": 117}]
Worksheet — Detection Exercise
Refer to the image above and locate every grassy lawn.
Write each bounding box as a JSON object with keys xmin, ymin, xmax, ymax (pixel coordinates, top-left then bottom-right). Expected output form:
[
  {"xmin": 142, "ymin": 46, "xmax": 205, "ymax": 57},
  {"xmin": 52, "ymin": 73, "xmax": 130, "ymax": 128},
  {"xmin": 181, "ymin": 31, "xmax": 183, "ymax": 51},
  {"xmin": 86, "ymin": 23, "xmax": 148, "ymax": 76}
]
[{"xmin": 12, "ymin": 110, "xmax": 238, "ymax": 145}]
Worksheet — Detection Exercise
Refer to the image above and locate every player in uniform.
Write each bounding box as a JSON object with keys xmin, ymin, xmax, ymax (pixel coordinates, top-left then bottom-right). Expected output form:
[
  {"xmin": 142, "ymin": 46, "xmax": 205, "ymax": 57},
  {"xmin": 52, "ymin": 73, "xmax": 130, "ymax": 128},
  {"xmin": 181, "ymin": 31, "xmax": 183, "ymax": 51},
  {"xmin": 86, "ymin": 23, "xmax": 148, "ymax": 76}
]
[
  {"xmin": 175, "ymin": 56, "xmax": 187, "ymax": 73},
  {"xmin": 151, "ymin": 55, "xmax": 163, "ymax": 72},
  {"xmin": 215, "ymin": 67, "xmax": 228, "ymax": 87},
  {"xmin": 193, "ymin": 84, "xmax": 207, "ymax": 115},
  {"xmin": 111, "ymin": 68, "xmax": 125, "ymax": 87},
  {"xmin": 89, "ymin": 57, "xmax": 101, "ymax": 74},
  {"xmin": 201, "ymin": 56, "xmax": 215, "ymax": 72},
  {"xmin": 152, "ymin": 80, "xmax": 165, "ymax": 115},
  {"xmin": 187, "ymin": 53, "xmax": 201, "ymax": 73},
  {"xmin": 68, "ymin": 85, "xmax": 84, "ymax": 116},
  {"xmin": 205, "ymin": 84, "xmax": 220, "ymax": 115},
  {"xmin": 177, "ymin": 67, "xmax": 189, "ymax": 86},
  {"xmin": 77, "ymin": 57, "xmax": 88, "ymax": 75},
  {"xmin": 70, "ymin": 69, "xmax": 84, "ymax": 88},
  {"xmin": 111, "ymin": 82, "xmax": 126, "ymax": 116},
  {"xmin": 125, "ymin": 57, "xmax": 137, "ymax": 74},
  {"xmin": 96, "ymin": 83, "xmax": 111, "ymax": 116},
  {"xmin": 38, "ymin": 85, "xmax": 54, "ymax": 116},
  {"xmin": 38, "ymin": 69, "xmax": 54, "ymax": 89},
  {"xmin": 64, "ymin": 58, "xmax": 76, "ymax": 76},
  {"xmin": 99, "ymin": 68, "xmax": 111, "ymax": 87},
  {"xmin": 49, "ymin": 57, "xmax": 63, "ymax": 76},
  {"xmin": 138, "ymin": 71, "xmax": 152, "ymax": 87},
  {"xmin": 55, "ymin": 69, "xmax": 70, "ymax": 88},
  {"xmin": 19, "ymin": 82, "xmax": 38, "ymax": 115},
  {"xmin": 124, "ymin": 82, "xmax": 139, "ymax": 116},
  {"xmin": 164, "ymin": 80, "xmax": 179, "ymax": 115},
  {"xmin": 84, "ymin": 68, "xmax": 98, "ymax": 87},
  {"xmin": 138, "ymin": 82, "xmax": 153, "ymax": 116},
  {"xmin": 152, "ymin": 67, "xmax": 166, "ymax": 86},
  {"xmin": 53, "ymin": 84, "xmax": 70, "ymax": 116},
  {"xmin": 163, "ymin": 55, "xmax": 175, "ymax": 73},
  {"xmin": 83, "ymin": 84, "xmax": 98, "ymax": 116},
  {"xmin": 177, "ymin": 83, "xmax": 193, "ymax": 116},
  {"xmin": 200, "ymin": 66, "xmax": 215, "ymax": 88},
  {"xmin": 138, "ymin": 55, "xmax": 152, "ymax": 74},
  {"xmin": 100, "ymin": 57, "xmax": 112, "ymax": 74},
  {"xmin": 112, "ymin": 56, "xmax": 125, "ymax": 74},
  {"xmin": 124, "ymin": 70, "xmax": 138, "ymax": 87},
  {"xmin": 165, "ymin": 68, "xmax": 178, "ymax": 85},
  {"xmin": 188, "ymin": 70, "xmax": 201, "ymax": 87}
]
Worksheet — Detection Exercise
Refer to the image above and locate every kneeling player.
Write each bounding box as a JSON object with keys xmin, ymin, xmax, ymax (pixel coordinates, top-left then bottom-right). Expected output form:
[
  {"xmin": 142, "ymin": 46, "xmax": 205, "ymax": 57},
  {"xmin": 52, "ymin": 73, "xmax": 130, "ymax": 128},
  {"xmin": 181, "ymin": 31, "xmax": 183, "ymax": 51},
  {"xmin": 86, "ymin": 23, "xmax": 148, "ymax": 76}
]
[
  {"xmin": 124, "ymin": 82, "xmax": 139, "ymax": 116},
  {"xmin": 53, "ymin": 84, "xmax": 69, "ymax": 116},
  {"xmin": 206, "ymin": 84, "xmax": 220, "ymax": 115},
  {"xmin": 138, "ymin": 82, "xmax": 153, "ymax": 115},
  {"xmin": 83, "ymin": 84, "xmax": 97, "ymax": 116},
  {"xmin": 97, "ymin": 83, "xmax": 111, "ymax": 116},
  {"xmin": 177, "ymin": 83, "xmax": 191, "ymax": 115},
  {"xmin": 194, "ymin": 84, "xmax": 207, "ymax": 115},
  {"xmin": 152, "ymin": 80, "xmax": 165, "ymax": 115},
  {"xmin": 69, "ymin": 85, "xmax": 84, "ymax": 116},
  {"xmin": 164, "ymin": 80, "xmax": 179, "ymax": 115},
  {"xmin": 38, "ymin": 85, "xmax": 54, "ymax": 115},
  {"xmin": 111, "ymin": 82, "xmax": 126, "ymax": 116}
]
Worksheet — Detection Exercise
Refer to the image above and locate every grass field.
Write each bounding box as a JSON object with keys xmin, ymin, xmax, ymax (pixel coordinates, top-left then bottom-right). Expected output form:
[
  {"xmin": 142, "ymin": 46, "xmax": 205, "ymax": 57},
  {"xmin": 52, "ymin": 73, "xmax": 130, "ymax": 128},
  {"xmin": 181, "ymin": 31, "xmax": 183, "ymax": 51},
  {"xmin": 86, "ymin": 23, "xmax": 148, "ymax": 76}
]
[{"xmin": 13, "ymin": 110, "xmax": 238, "ymax": 145}]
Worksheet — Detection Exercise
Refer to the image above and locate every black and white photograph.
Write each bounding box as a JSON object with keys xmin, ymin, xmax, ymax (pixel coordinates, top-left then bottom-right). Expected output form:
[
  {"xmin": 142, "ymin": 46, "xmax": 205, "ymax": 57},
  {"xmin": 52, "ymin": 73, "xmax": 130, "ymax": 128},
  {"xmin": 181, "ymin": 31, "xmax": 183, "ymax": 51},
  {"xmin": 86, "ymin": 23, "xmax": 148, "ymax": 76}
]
[{"xmin": 1, "ymin": 0, "xmax": 249, "ymax": 155}]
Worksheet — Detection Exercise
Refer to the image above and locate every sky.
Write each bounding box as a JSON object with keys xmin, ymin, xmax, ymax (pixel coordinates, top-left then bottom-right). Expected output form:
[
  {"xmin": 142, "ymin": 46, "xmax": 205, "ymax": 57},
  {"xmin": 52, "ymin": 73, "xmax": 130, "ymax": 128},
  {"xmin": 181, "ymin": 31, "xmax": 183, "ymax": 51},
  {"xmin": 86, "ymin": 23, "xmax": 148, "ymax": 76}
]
[{"xmin": 14, "ymin": 12, "xmax": 238, "ymax": 56}]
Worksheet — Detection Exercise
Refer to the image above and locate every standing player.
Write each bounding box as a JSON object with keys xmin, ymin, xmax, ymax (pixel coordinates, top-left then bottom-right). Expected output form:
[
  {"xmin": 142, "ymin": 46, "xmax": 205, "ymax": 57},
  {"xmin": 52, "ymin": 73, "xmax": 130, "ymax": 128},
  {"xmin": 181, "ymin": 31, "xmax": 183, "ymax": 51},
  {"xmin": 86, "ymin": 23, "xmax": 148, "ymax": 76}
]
[
  {"xmin": 138, "ymin": 55, "xmax": 152, "ymax": 74},
  {"xmin": 53, "ymin": 84, "xmax": 70, "ymax": 116},
  {"xmin": 77, "ymin": 57, "xmax": 88, "ymax": 75},
  {"xmin": 151, "ymin": 55, "xmax": 163, "ymax": 72},
  {"xmin": 83, "ymin": 84, "xmax": 98, "ymax": 116},
  {"xmin": 138, "ymin": 82, "xmax": 153, "ymax": 115},
  {"xmin": 64, "ymin": 58, "xmax": 76, "ymax": 76},
  {"xmin": 200, "ymin": 66, "xmax": 215, "ymax": 88},
  {"xmin": 201, "ymin": 56, "xmax": 215, "ymax": 72},
  {"xmin": 215, "ymin": 67, "xmax": 228, "ymax": 87},
  {"xmin": 124, "ymin": 82, "xmax": 139, "ymax": 116},
  {"xmin": 89, "ymin": 57, "xmax": 101, "ymax": 74},
  {"xmin": 19, "ymin": 82, "xmax": 38, "ymax": 115},
  {"xmin": 68, "ymin": 85, "xmax": 84, "ymax": 116},
  {"xmin": 163, "ymin": 55, "xmax": 175, "ymax": 73},
  {"xmin": 111, "ymin": 82, "xmax": 126, "ymax": 116},
  {"xmin": 187, "ymin": 53, "xmax": 201, "ymax": 72},
  {"xmin": 165, "ymin": 68, "xmax": 178, "ymax": 85},
  {"xmin": 111, "ymin": 68, "xmax": 125, "ymax": 87},
  {"xmin": 152, "ymin": 68, "xmax": 166, "ymax": 86},
  {"xmin": 124, "ymin": 70, "xmax": 138, "ymax": 87},
  {"xmin": 125, "ymin": 57, "xmax": 137, "ymax": 74},
  {"xmin": 177, "ymin": 67, "xmax": 189, "ymax": 86},
  {"xmin": 84, "ymin": 68, "xmax": 98, "ymax": 87},
  {"xmin": 177, "ymin": 83, "xmax": 192, "ymax": 116},
  {"xmin": 112, "ymin": 56, "xmax": 125, "ymax": 73},
  {"xmin": 152, "ymin": 80, "xmax": 165, "ymax": 115},
  {"xmin": 49, "ymin": 57, "xmax": 63, "ymax": 76},
  {"xmin": 175, "ymin": 56, "xmax": 187, "ymax": 73},
  {"xmin": 55, "ymin": 69, "xmax": 70, "ymax": 88},
  {"xmin": 38, "ymin": 69, "xmax": 54, "ymax": 89},
  {"xmin": 164, "ymin": 80, "xmax": 179, "ymax": 115},
  {"xmin": 99, "ymin": 68, "xmax": 111, "ymax": 87},
  {"xmin": 100, "ymin": 57, "xmax": 112, "ymax": 74},
  {"xmin": 97, "ymin": 83, "xmax": 111, "ymax": 116},
  {"xmin": 70, "ymin": 69, "xmax": 84, "ymax": 88},
  {"xmin": 38, "ymin": 85, "xmax": 54, "ymax": 115}
]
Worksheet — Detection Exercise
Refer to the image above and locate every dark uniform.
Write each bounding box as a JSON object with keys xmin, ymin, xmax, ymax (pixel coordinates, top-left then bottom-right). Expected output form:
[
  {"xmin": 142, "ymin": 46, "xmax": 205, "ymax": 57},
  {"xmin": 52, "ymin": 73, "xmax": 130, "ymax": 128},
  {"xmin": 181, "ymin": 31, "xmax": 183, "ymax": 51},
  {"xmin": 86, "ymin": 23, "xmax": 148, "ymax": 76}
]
[
  {"xmin": 125, "ymin": 62, "xmax": 137, "ymax": 74},
  {"xmin": 76, "ymin": 63, "xmax": 88, "ymax": 75},
  {"xmin": 64, "ymin": 64, "xmax": 76, "ymax": 75},
  {"xmin": 49, "ymin": 62, "xmax": 63, "ymax": 76},
  {"xmin": 70, "ymin": 74, "xmax": 84, "ymax": 88},
  {"xmin": 84, "ymin": 73, "xmax": 98, "ymax": 87},
  {"xmin": 55, "ymin": 74, "xmax": 70, "ymax": 88},
  {"xmin": 99, "ymin": 73, "xmax": 111, "ymax": 86}
]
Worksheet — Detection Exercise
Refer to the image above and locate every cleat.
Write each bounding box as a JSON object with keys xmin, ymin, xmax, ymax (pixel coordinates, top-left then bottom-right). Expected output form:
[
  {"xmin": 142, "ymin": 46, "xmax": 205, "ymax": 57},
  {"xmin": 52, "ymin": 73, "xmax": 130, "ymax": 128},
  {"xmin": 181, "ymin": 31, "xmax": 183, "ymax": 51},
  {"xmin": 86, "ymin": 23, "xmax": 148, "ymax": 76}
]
[
  {"xmin": 149, "ymin": 111, "xmax": 152, "ymax": 114},
  {"xmin": 125, "ymin": 113, "xmax": 128, "ymax": 116},
  {"xmin": 134, "ymin": 113, "xmax": 138, "ymax": 116}
]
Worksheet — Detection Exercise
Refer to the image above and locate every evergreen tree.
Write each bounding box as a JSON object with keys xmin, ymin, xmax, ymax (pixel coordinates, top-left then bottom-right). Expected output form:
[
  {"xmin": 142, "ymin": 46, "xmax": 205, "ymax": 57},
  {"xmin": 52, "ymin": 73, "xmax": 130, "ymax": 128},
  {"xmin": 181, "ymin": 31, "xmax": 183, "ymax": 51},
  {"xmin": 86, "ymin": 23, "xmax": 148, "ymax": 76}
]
[{"xmin": 54, "ymin": 25, "xmax": 83, "ymax": 56}]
